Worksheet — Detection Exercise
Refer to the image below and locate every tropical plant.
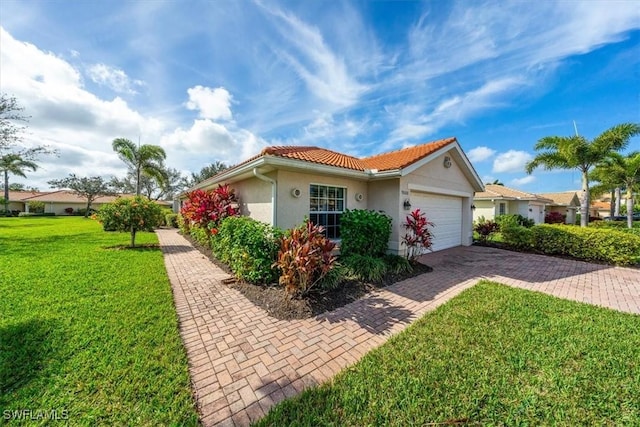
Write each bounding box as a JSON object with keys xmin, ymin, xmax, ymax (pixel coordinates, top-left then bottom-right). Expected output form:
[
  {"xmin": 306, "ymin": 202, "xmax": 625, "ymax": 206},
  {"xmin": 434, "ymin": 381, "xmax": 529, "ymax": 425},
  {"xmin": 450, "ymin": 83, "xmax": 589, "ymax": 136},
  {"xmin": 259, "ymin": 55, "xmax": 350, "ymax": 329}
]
[
  {"xmin": 179, "ymin": 184, "xmax": 239, "ymax": 233},
  {"xmin": 342, "ymin": 254, "xmax": 387, "ymax": 283},
  {"xmin": 1, "ymin": 154, "xmax": 38, "ymax": 214},
  {"xmin": 544, "ymin": 211, "xmax": 565, "ymax": 224},
  {"xmin": 274, "ymin": 220, "xmax": 336, "ymax": 295},
  {"xmin": 525, "ymin": 123, "xmax": 640, "ymax": 227},
  {"xmin": 112, "ymin": 138, "xmax": 168, "ymax": 196},
  {"xmin": 48, "ymin": 174, "xmax": 115, "ymax": 217},
  {"xmin": 592, "ymin": 152, "xmax": 640, "ymax": 229},
  {"xmin": 401, "ymin": 209, "xmax": 435, "ymax": 261},
  {"xmin": 474, "ymin": 218, "xmax": 499, "ymax": 242},
  {"xmin": 27, "ymin": 200, "xmax": 45, "ymax": 213},
  {"xmin": 97, "ymin": 196, "xmax": 164, "ymax": 247}
]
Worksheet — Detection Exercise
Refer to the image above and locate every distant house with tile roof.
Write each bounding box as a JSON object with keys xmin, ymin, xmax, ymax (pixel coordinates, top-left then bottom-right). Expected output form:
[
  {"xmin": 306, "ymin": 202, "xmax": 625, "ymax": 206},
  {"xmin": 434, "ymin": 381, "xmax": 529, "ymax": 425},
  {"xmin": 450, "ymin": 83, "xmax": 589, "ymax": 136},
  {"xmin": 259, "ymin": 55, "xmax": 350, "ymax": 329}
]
[
  {"xmin": 185, "ymin": 137, "xmax": 484, "ymax": 255},
  {"xmin": 538, "ymin": 191, "xmax": 580, "ymax": 224},
  {"xmin": 473, "ymin": 184, "xmax": 553, "ymax": 225},
  {"xmin": 5, "ymin": 190, "xmax": 170, "ymax": 215}
]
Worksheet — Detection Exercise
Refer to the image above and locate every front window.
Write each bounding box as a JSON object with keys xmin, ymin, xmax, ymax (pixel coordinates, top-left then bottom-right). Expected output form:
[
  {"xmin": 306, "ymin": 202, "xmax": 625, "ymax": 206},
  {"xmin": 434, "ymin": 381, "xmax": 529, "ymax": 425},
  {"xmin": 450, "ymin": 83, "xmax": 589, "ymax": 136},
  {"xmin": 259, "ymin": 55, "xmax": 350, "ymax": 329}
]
[
  {"xmin": 499, "ymin": 202, "xmax": 506, "ymax": 215},
  {"xmin": 309, "ymin": 184, "xmax": 345, "ymax": 239}
]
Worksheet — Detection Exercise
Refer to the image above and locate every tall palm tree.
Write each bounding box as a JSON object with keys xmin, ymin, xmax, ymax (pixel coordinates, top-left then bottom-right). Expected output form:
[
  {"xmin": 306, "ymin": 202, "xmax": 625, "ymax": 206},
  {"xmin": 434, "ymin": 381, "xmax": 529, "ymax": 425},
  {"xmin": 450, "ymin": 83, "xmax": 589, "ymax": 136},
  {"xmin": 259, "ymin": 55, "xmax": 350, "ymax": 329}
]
[
  {"xmin": 593, "ymin": 152, "xmax": 640, "ymax": 228},
  {"xmin": 1, "ymin": 153, "xmax": 38, "ymax": 213},
  {"xmin": 112, "ymin": 138, "xmax": 167, "ymax": 196},
  {"xmin": 525, "ymin": 123, "xmax": 640, "ymax": 227}
]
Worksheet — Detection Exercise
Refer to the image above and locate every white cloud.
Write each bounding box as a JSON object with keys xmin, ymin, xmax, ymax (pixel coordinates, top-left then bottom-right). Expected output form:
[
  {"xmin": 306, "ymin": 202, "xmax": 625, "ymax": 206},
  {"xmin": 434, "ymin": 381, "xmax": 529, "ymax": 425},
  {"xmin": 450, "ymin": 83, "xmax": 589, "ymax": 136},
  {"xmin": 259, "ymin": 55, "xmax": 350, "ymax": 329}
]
[
  {"xmin": 468, "ymin": 146, "xmax": 497, "ymax": 163},
  {"xmin": 162, "ymin": 119, "xmax": 266, "ymax": 166},
  {"xmin": 257, "ymin": 2, "xmax": 368, "ymax": 107},
  {"xmin": 87, "ymin": 63, "xmax": 144, "ymax": 94},
  {"xmin": 492, "ymin": 150, "xmax": 533, "ymax": 173},
  {"xmin": 186, "ymin": 86, "xmax": 233, "ymax": 121},
  {"xmin": 511, "ymin": 175, "xmax": 536, "ymax": 186}
]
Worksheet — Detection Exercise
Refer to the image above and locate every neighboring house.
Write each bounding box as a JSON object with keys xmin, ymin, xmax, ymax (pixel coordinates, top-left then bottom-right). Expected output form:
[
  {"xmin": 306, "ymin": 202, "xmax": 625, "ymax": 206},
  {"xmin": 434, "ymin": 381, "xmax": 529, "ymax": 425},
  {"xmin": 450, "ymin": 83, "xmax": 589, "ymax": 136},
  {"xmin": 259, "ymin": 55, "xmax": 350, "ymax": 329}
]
[
  {"xmin": 185, "ymin": 137, "xmax": 484, "ymax": 254},
  {"xmin": 590, "ymin": 200, "xmax": 611, "ymax": 218},
  {"xmin": 473, "ymin": 184, "xmax": 553, "ymax": 225},
  {"xmin": 538, "ymin": 191, "xmax": 580, "ymax": 224},
  {"xmin": 5, "ymin": 190, "xmax": 171, "ymax": 214}
]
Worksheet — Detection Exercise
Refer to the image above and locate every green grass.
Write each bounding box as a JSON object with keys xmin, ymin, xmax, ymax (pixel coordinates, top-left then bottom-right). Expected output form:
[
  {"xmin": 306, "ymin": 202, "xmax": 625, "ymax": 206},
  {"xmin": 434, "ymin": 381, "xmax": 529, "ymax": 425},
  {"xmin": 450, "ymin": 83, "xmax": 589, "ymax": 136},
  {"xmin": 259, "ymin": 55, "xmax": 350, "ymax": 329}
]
[
  {"xmin": 257, "ymin": 281, "xmax": 640, "ymax": 426},
  {"xmin": 0, "ymin": 217, "xmax": 198, "ymax": 426}
]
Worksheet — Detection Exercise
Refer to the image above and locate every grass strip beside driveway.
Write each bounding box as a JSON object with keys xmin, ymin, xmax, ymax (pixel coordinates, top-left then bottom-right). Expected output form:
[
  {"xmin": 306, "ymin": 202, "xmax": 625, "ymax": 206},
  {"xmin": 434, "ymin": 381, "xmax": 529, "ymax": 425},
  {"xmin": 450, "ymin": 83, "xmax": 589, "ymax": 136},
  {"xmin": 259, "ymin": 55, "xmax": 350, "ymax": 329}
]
[
  {"xmin": 257, "ymin": 281, "xmax": 640, "ymax": 426},
  {"xmin": 0, "ymin": 217, "xmax": 198, "ymax": 425}
]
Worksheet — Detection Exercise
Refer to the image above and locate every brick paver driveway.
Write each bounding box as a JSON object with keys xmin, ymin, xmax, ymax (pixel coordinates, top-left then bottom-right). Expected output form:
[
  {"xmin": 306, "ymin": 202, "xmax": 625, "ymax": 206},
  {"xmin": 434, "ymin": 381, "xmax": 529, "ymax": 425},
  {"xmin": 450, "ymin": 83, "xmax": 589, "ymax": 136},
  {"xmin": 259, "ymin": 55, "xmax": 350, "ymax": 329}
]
[{"xmin": 157, "ymin": 229, "xmax": 640, "ymax": 426}]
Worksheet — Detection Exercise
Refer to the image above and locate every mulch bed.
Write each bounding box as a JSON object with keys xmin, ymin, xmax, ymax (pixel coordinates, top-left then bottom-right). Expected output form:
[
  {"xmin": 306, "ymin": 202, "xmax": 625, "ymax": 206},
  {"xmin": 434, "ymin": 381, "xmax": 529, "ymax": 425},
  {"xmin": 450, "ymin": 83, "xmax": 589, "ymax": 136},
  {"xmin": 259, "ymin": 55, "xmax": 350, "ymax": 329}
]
[{"xmin": 181, "ymin": 234, "xmax": 433, "ymax": 320}]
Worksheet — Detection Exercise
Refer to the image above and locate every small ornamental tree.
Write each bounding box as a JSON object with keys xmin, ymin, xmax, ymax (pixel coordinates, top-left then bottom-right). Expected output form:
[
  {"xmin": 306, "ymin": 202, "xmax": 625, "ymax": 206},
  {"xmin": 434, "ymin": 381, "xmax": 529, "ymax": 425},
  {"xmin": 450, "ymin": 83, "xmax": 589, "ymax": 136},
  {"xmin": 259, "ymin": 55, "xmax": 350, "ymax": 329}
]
[
  {"xmin": 179, "ymin": 184, "xmax": 239, "ymax": 233},
  {"xmin": 97, "ymin": 196, "xmax": 164, "ymax": 247},
  {"xmin": 402, "ymin": 209, "xmax": 435, "ymax": 261},
  {"xmin": 545, "ymin": 211, "xmax": 565, "ymax": 224}
]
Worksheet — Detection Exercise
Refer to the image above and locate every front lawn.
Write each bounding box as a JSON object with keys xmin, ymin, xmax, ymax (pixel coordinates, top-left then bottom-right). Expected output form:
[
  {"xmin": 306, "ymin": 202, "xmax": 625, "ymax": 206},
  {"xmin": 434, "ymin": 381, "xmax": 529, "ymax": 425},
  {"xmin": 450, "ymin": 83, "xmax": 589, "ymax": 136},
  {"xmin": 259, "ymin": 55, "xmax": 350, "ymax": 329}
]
[
  {"xmin": 257, "ymin": 281, "xmax": 640, "ymax": 426},
  {"xmin": 0, "ymin": 217, "xmax": 198, "ymax": 425}
]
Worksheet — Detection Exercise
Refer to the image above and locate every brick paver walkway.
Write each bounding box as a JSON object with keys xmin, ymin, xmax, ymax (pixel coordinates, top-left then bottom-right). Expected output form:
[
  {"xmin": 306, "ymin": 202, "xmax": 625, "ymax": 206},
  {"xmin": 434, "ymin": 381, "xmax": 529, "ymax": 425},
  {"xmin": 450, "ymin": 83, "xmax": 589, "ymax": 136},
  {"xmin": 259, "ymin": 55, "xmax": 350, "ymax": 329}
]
[{"xmin": 157, "ymin": 229, "xmax": 640, "ymax": 426}]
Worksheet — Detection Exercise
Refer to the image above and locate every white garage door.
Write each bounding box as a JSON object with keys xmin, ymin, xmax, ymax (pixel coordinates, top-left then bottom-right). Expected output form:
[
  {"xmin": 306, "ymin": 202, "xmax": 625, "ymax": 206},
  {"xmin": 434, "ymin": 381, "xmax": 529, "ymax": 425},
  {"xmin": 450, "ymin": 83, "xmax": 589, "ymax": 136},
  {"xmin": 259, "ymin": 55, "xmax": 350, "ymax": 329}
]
[{"xmin": 410, "ymin": 192, "xmax": 462, "ymax": 251}]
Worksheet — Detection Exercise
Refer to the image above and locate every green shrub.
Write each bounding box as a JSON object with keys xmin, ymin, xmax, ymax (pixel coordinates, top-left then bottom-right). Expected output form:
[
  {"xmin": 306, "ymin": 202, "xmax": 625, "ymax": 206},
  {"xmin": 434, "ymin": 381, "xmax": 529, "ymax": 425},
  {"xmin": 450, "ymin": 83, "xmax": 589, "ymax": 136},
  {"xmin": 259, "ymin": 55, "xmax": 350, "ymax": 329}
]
[
  {"xmin": 177, "ymin": 214, "xmax": 189, "ymax": 234},
  {"xmin": 383, "ymin": 254, "xmax": 413, "ymax": 275},
  {"xmin": 530, "ymin": 224, "xmax": 640, "ymax": 266},
  {"xmin": 17, "ymin": 212, "xmax": 56, "ymax": 217},
  {"xmin": 500, "ymin": 224, "xmax": 533, "ymax": 250},
  {"xmin": 496, "ymin": 214, "xmax": 534, "ymax": 229},
  {"xmin": 189, "ymin": 224, "xmax": 210, "ymax": 248},
  {"xmin": 212, "ymin": 216, "xmax": 283, "ymax": 284},
  {"xmin": 165, "ymin": 213, "xmax": 178, "ymax": 228},
  {"xmin": 318, "ymin": 264, "xmax": 345, "ymax": 291},
  {"xmin": 342, "ymin": 254, "xmax": 387, "ymax": 283},
  {"xmin": 474, "ymin": 217, "xmax": 499, "ymax": 243},
  {"xmin": 27, "ymin": 200, "xmax": 45, "ymax": 213},
  {"xmin": 339, "ymin": 209, "xmax": 392, "ymax": 257}
]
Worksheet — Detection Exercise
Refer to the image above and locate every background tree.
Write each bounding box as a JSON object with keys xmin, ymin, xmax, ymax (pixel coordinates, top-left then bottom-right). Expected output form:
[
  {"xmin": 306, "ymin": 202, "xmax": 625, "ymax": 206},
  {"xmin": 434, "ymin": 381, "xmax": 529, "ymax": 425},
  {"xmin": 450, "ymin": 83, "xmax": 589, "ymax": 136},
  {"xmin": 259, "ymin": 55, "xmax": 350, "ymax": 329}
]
[
  {"xmin": 487, "ymin": 179, "xmax": 504, "ymax": 186},
  {"xmin": 111, "ymin": 165, "xmax": 187, "ymax": 200},
  {"xmin": 1, "ymin": 94, "xmax": 56, "ymax": 213},
  {"xmin": 112, "ymin": 138, "xmax": 167, "ymax": 196},
  {"xmin": 525, "ymin": 123, "xmax": 640, "ymax": 227},
  {"xmin": 592, "ymin": 152, "xmax": 640, "ymax": 228},
  {"xmin": 1, "ymin": 154, "xmax": 38, "ymax": 213},
  {"xmin": 48, "ymin": 174, "xmax": 115, "ymax": 217},
  {"xmin": 187, "ymin": 161, "xmax": 228, "ymax": 187}
]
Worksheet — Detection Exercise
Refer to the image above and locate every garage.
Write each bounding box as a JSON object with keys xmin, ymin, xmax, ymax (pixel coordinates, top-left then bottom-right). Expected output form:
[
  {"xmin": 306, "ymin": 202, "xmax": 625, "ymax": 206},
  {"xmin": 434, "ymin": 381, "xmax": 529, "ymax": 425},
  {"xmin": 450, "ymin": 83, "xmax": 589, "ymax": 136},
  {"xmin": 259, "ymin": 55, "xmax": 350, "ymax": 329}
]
[{"xmin": 410, "ymin": 192, "xmax": 462, "ymax": 251}]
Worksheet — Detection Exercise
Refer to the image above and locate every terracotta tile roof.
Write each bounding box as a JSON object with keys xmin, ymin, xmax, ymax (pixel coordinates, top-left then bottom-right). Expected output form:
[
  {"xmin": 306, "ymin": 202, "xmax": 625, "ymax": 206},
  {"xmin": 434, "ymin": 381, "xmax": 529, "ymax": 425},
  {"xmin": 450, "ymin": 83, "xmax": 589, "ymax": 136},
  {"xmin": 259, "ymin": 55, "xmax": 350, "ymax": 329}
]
[
  {"xmin": 362, "ymin": 137, "xmax": 457, "ymax": 171},
  {"xmin": 538, "ymin": 191, "xmax": 580, "ymax": 206},
  {"xmin": 5, "ymin": 190, "xmax": 49, "ymax": 201},
  {"xmin": 22, "ymin": 190, "xmax": 136, "ymax": 204},
  {"xmin": 591, "ymin": 201, "xmax": 611, "ymax": 210},
  {"xmin": 475, "ymin": 184, "xmax": 552, "ymax": 202},
  {"xmin": 260, "ymin": 146, "xmax": 366, "ymax": 171}
]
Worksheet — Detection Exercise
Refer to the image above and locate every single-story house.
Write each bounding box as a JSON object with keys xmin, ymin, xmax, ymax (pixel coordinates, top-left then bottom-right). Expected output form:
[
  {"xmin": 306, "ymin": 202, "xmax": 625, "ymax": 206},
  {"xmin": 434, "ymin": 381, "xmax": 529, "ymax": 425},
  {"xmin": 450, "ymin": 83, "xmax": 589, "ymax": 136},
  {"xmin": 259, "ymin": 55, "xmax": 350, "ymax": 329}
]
[
  {"xmin": 473, "ymin": 184, "xmax": 553, "ymax": 225},
  {"xmin": 590, "ymin": 200, "xmax": 611, "ymax": 218},
  {"xmin": 185, "ymin": 137, "xmax": 484, "ymax": 254},
  {"xmin": 4, "ymin": 190, "xmax": 171, "ymax": 215},
  {"xmin": 538, "ymin": 191, "xmax": 580, "ymax": 224}
]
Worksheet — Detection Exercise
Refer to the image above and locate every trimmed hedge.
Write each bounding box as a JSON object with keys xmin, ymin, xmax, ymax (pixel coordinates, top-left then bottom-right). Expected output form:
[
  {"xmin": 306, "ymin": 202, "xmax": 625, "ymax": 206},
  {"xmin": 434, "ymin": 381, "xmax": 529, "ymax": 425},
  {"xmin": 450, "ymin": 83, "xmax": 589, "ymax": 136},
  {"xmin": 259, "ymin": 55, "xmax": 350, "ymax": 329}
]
[
  {"xmin": 165, "ymin": 213, "xmax": 178, "ymax": 228},
  {"xmin": 211, "ymin": 216, "xmax": 283, "ymax": 284},
  {"xmin": 339, "ymin": 209, "xmax": 392, "ymax": 257},
  {"xmin": 17, "ymin": 212, "xmax": 56, "ymax": 217},
  {"xmin": 496, "ymin": 214, "xmax": 534, "ymax": 229},
  {"xmin": 502, "ymin": 223, "xmax": 640, "ymax": 266},
  {"xmin": 189, "ymin": 225, "xmax": 210, "ymax": 247}
]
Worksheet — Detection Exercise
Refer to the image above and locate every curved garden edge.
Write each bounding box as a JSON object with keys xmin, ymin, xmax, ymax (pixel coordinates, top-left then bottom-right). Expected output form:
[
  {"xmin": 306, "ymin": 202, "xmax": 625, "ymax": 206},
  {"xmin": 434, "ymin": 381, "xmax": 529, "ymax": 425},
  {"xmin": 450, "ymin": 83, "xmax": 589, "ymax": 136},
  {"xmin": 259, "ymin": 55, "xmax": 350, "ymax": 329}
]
[{"xmin": 181, "ymin": 232, "xmax": 434, "ymax": 320}]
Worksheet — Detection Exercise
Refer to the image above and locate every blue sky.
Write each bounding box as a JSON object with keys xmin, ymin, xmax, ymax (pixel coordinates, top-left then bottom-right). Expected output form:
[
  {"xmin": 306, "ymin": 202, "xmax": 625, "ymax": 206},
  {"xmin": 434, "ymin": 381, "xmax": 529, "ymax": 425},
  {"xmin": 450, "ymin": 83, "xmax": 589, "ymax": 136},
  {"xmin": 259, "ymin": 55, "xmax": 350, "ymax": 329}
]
[{"xmin": 1, "ymin": 0, "xmax": 638, "ymax": 193}]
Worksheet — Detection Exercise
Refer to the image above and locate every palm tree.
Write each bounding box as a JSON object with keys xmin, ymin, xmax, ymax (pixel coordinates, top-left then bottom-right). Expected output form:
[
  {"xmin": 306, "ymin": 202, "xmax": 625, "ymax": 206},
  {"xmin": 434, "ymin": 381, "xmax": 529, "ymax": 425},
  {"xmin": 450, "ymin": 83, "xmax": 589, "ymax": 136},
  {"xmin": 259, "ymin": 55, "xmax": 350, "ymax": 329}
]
[
  {"xmin": 593, "ymin": 152, "xmax": 640, "ymax": 228},
  {"xmin": 1, "ymin": 154, "xmax": 38, "ymax": 214},
  {"xmin": 525, "ymin": 123, "xmax": 640, "ymax": 227},
  {"xmin": 112, "ymin": 138, "xmax": 167, "ymax": 196}
]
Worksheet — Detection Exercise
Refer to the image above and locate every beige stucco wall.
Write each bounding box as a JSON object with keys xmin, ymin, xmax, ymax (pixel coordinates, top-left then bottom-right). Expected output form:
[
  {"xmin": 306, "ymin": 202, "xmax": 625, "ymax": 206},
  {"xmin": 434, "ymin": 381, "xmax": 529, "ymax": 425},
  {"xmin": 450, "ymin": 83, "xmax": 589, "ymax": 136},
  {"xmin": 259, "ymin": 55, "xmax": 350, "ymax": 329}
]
[
  {"xmin": 231, "ymin": 176, "xmax": 274, "ymax": 225},
  {"xmin": 472, "ymin": 200, "xmax": 496, "ymax": 222},
  {"xmin": 368, "ymin": 178, "xmax": 401, "ymax": 254},
  {"xmin": 275, "ymin": 169, "xmax": 368, "ymax": 230},
  {"xmin": 399, "ymin": 151, "xmax": 476, "ymax": 252}
]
